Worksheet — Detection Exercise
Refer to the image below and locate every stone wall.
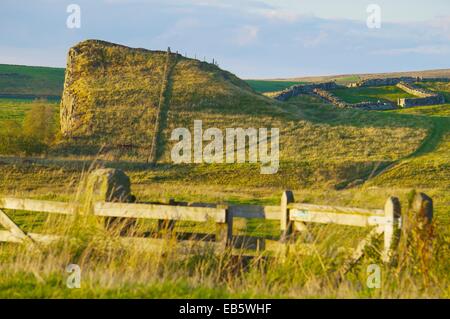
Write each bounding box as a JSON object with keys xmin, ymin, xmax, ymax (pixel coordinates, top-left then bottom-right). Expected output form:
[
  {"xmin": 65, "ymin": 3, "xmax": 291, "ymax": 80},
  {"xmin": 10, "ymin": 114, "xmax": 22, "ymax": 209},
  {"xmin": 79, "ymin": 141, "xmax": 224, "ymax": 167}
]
[
  {"xmin": 273, "ymin": 77, "xmax": 447, "ymax": 110},
  {"xmin": 312, "ymin": 89, "xmax": 395, "ymax": 110},
  {"xmin": 312, "ymin": 88, "xmax": 346, "ymax": 108},
  {"xmin": 418, "ymin": 77, "xmax": 450, "ymax": 83},
  {"xmin": 348, "ymin": 77, "xmax": 450, "ymax": 88},
  {"xmin": 347, "ymin": 77, "xmax": 418, "ymax": 88},
  {"xmin": 273, "ymin": 82, "xmax": 341, "ymax": 101},
  {"xmin": 398, "ymin": 95, "xmax": 445, "ymax": 108},
  {"xmin": 396, "ymin": 82, "xmax": 435, "ymax": 98},
  {"xmin": 396, "ymin": 81, "xmax": 445, "ymax": 107}
]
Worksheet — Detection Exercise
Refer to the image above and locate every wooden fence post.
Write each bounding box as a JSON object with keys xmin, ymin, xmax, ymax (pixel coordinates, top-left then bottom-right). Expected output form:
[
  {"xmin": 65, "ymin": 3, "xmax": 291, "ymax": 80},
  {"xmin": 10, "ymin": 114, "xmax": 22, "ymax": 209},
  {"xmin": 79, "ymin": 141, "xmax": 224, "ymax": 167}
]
[
  {"xmin": 216, "ymin": 206, "xmax": 233, "ymax": 249},
  {"xmin": 411, "ymin": 192, "xmax": 433, "ymax": 224},
  {"xmin": 382, "ymin": 196, "xmax": 401, "ymax": 263},
  {"xmin": 157, "ymin": 199, "xmax": 176, "ymax": 236},
  {"xmin": 280, "ymin": 190, "xmax": 294, "ymax": 242}
]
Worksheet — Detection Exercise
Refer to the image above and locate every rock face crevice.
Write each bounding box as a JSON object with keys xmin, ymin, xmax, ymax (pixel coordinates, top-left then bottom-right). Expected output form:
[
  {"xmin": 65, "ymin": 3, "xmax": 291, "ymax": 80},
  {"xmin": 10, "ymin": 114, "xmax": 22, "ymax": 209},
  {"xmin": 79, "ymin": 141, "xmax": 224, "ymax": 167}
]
[{"xmin": 60, "ymin": 46, "xmax": 79, "ymax": 136}]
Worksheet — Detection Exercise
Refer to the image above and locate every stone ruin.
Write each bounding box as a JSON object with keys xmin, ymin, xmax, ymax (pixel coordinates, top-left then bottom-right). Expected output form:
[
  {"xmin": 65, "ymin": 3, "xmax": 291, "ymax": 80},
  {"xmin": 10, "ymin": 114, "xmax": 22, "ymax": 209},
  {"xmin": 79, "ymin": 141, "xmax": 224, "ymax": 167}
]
[
  {"xmin": 273, "ymin": 77, "xmax": 448, "ymax": 110},
  {"xmin": 346, "ymin": 76, "xmax": 450, "ymax": 88},
  {"xmin": 346, "ymin": 77, "xmax": 418, "ymax": 88},
  {"xmin": 313, "ymin": 89, "xmax": 395, "ymax": 110},
  {"xmin": 274, "ymin": 82, "xmax": 340, "ymax": 101},
  {"xmin": 396, "ymin": 82, "xmax": 445, "ymax": 108}
]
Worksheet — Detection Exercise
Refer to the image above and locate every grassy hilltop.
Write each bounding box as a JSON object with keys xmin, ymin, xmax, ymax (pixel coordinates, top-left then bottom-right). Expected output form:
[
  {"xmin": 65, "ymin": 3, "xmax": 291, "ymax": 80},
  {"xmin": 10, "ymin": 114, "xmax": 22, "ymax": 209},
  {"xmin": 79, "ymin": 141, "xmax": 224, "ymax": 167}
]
[
  {"xmin": 0, "ymin": 41, "xmax": 449, "ymax": 298},
  {"xmin": 59, "ymin": 40, "xmax": 268, "ymax": 151}
]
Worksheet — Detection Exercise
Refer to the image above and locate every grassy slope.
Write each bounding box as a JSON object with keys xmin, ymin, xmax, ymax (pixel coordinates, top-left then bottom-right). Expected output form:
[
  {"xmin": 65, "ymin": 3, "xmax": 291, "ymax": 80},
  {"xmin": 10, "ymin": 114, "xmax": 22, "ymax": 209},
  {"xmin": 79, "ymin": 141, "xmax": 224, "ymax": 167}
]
[
  {"xmin": 0, "ymin": 55, "xmax": 449, "ymax": 298},
  {"xmin": 0, "ymin": 64, "xmax": 64, "ymax": 98},
  {"xmin": 60, "ymin": 40, "xmax": 258, "ymax": 152}
]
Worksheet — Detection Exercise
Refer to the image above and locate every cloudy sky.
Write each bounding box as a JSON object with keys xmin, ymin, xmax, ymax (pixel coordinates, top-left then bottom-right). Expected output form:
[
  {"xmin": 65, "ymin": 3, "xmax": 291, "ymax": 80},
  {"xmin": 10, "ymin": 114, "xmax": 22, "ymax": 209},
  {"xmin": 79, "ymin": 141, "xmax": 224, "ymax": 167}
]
[{"xmin": 1, "ymin": 0, "xmax": 449, "ymax": 78}]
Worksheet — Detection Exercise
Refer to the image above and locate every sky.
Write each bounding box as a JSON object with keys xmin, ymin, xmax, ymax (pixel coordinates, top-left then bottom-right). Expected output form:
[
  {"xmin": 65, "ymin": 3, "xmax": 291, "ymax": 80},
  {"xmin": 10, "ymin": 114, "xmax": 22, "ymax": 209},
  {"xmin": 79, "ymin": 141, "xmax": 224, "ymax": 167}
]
[{"xmin": 0, "ymin": 0, "xmax": 449, "ymax": 78}]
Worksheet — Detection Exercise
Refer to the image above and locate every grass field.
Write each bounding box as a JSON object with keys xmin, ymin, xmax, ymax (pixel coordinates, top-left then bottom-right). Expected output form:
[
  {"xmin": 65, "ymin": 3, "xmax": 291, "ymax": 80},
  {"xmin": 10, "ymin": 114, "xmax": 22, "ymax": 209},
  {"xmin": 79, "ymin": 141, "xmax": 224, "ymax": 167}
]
[
  {"xmin": 0, "ymin": 98, "xmax": 59, "ymax": 124},
  {"xmin": 245, "ymin": 80, "xmax": 305, "ymax": 93},
  {"xmin": 0, "ymin": 62, "xmax": 449, "ymax": 298},
  {"xmin": 0, "ymin": 64, "xmax": 64, "ymax": 98},
  {"xmin": 329, "ymin": 86, "xmax": 417, "ymax": 104}
]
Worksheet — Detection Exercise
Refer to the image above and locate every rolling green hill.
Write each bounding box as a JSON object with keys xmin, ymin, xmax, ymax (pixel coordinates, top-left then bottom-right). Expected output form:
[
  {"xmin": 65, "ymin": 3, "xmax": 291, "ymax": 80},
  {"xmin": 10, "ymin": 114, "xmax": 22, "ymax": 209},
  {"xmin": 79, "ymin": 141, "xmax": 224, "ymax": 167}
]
[
  {"xmin": 245, "ymin": 80, "xmax": 305, "ymax": 93},
  {"xmin": 0, "ymin": 64, "xmax": 64, "ymax": 99}
]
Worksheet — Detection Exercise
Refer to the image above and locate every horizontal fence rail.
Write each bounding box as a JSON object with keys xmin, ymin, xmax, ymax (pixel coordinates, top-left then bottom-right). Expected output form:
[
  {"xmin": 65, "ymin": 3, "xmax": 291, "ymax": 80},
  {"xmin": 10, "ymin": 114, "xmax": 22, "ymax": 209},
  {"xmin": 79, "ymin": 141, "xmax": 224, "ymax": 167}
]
[
  {"xmin": 94, "ymin": 202, "xmax": 226, "ymax": 223},
  {"xmin": 0, "ymin": 168, "xmax": 433, "ymax": 274}
]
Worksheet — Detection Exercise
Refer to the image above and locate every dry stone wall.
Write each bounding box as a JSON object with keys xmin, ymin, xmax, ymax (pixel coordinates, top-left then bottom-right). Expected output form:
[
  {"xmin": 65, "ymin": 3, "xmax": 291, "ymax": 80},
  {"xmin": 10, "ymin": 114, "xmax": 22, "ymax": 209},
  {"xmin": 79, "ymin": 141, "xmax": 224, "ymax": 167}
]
[
  {"xmin": 274, "ymin": 82, "xmax": 341, "ymax": 101},
  {"xmin": 313, "ymin": 89, "xmax": 395, "ymax": 110},
  {"xmin": 347, "ymin": 77, "xmax": 418, "ymax": 88},
  {"xmin": 396, "ymin": 82, "xmax": 445, "ymax": 107},
  {"xmin": 398, "ymin": 95, "xmax": 445, "ymax": 108},
  {"xmin": 396, "ymin": 82, "xmax": 435, "ymax": 98},
  {"xmin": 273, "ymin": 77, "xmax": 448, "ymax": 110}
]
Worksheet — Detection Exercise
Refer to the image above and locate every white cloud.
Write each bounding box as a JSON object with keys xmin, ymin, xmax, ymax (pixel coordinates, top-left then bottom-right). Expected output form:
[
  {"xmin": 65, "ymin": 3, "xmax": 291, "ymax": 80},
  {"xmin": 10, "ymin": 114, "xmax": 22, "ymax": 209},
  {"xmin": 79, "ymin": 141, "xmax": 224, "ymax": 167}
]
[
  {"xmin": 255, "ymin": 9, "xmax": 304, "ymax": 22},
  {"xmin": 300, "ymin": 30, "xmax": 328, "ymax": 48},
  {"xmin": 234, "ymin": 25, "xmax": 259, "ymax": 46}
]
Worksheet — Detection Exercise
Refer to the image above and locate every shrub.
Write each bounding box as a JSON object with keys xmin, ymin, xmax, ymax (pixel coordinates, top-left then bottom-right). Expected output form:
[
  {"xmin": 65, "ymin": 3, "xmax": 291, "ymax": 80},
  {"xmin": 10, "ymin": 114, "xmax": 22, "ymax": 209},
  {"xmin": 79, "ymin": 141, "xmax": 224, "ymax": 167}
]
[
  {"xmin": 22, "ymin": 100, "xmax": 56, "ymax": 145},
  {"xmin": 0, "ymin": 100, "xmax": 55, "ymax": 156}
]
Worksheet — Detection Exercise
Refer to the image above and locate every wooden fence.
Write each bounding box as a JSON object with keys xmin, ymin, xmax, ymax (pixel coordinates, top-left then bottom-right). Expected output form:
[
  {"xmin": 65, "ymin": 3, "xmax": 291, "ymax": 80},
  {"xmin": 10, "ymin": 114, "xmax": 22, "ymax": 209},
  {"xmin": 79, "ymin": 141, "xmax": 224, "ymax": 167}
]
[{"xmin": 0, "ymin": 189, "xmax": 433, "ymax": 270}]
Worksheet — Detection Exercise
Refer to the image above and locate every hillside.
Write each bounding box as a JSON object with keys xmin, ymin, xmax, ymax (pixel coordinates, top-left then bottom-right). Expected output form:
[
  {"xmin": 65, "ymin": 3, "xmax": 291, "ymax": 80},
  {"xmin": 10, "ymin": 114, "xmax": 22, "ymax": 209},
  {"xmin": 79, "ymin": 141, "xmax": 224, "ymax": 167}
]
[
  {"xmin": 0, "ymin": 64, "xmax": 64, "ymax": 99},
  {"xmin": 1, "ymin": 40, "xmax": 447, "ymax": 194},
  {"xmin": 54, "ymin": 40, "xmax": 431, "ymax": 190},
  {"xmin": 60, "ymin": 40, "xmax": 271, "ymax": 156}
]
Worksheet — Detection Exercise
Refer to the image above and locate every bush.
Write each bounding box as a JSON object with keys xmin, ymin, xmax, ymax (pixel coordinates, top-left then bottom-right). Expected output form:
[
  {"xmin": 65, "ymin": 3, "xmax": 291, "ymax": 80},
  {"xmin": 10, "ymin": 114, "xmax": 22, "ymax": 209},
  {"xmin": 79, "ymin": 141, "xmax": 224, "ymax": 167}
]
[
  {"xmin": 22, "ymin": 100, "xmax": 56, "ymax": 145},
  {"xmin": 0, "ymin": 100, "xmax": 55, "ymax": 156}
]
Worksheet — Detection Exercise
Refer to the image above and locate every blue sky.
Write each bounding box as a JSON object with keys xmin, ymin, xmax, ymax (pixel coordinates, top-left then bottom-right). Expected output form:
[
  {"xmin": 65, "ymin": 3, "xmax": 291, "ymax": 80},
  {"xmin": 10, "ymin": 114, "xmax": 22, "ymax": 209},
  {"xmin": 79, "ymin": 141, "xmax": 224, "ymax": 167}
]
[{"xmin": 0, "ymin": 0, "xmax": 449, "ymax": 78}]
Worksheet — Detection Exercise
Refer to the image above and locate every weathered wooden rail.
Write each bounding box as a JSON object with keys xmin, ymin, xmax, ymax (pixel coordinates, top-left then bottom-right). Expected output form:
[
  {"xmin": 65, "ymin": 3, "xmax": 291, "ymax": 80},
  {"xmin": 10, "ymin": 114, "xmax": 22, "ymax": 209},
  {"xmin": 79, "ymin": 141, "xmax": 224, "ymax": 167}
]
[{"xmin": 0, "ymin": 169, "xmax": 433, "ymax": 271}]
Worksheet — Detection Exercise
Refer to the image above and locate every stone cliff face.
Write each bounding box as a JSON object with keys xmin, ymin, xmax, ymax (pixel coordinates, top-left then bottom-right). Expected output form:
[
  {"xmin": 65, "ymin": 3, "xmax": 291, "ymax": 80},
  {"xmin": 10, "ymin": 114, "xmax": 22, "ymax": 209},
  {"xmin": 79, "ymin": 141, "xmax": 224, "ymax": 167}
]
[
  {"xmin": 60, "ymin": 46, "xmax": 78, "ymax": 135},
  {"xmin": 60, "ymin": 40, "xmax": 168, "ymax": 145}
]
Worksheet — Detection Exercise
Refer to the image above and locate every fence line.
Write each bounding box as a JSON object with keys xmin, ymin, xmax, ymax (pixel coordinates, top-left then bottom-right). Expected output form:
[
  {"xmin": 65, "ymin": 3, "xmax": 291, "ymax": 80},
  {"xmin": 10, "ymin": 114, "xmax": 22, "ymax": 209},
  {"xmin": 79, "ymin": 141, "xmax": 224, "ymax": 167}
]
[{"xmin": 0, "ymin": 171, "xmax": 433, "ymax": 271}]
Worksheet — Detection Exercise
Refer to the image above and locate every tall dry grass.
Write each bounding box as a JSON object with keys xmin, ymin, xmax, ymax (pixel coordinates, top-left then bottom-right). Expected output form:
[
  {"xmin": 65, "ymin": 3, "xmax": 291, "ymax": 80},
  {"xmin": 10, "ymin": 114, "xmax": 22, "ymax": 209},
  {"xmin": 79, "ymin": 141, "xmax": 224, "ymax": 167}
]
[{"xmin": 0, "ymin": 171, "xmax": 448, "ymax": 298}]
